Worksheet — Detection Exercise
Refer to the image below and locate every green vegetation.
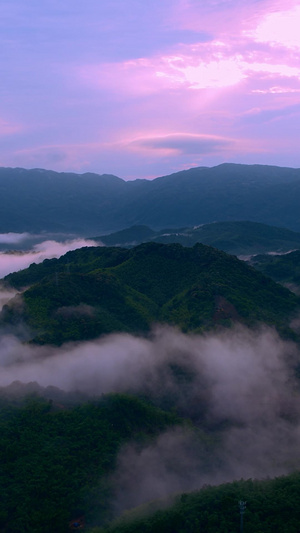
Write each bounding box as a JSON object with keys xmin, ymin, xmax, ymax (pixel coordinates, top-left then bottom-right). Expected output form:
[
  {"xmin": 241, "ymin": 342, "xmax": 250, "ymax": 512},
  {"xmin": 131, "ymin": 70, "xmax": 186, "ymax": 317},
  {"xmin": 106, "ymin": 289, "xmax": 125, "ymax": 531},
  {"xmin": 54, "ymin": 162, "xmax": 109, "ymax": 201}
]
[
  {"xmin": 90, "ymin": 473, "xmax": 300, "ymax": 533},
  {"xmin": 2, "ymin": 241, "xmax": 300, "ymax": 532},
  {"xmin": 0, "ymin": 392, "xmax": 180, "ymax": 533},
  {"xmin": 98, "ymin": 226, "xmax": 156, "ymax": 247},
  {"xmin": 2, "ymin": 242, "xmax": 300, "ymax": 344},
  {"xmin": 3, "ymin": 163, "xmax": 300, "ymax": 533},
  {"xmin": 251, "ymin": 250, "xmax": 300, "ymax": 293},
  {"xmin": 18, "ymin": 271, "xmax": 157, "ymax": 344},
  {"xmin": 96, "ymin": 221, "xmax": 300, "ymax": 256},
  {"xmin": 2, "ymin": 386, "xmax": 300, "ymax": 532}
]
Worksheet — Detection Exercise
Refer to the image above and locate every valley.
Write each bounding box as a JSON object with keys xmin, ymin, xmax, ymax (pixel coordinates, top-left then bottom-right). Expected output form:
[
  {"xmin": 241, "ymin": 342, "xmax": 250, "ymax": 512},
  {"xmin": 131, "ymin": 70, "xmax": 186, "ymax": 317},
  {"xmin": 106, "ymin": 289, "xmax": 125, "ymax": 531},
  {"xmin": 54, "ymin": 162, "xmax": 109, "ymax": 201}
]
[{"xmin": 1, "ymin": 165, "xmax": 300, "ymax": 532}]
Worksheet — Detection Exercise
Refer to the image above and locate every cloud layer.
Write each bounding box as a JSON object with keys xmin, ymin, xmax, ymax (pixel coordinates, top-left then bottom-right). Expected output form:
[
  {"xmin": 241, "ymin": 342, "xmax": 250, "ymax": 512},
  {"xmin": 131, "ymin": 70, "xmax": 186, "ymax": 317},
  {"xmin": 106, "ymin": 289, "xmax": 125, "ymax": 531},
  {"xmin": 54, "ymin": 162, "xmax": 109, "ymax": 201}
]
[
  {"xmin": 0, "ymin": 323, "xmax": 300, "ymax": 513},
  {"xmin": 0, "ymin": 236, "xmax": 98, "ymax": 278}
]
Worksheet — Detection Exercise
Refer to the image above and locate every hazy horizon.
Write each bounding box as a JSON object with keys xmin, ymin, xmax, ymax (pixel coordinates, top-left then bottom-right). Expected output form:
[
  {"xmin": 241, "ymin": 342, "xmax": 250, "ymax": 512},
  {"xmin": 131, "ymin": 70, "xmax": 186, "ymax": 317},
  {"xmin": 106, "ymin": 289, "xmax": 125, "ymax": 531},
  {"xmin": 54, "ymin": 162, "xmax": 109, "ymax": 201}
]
[
  {"xmin": 1, "ymin": 1, "xmax": 299, "ymax": 179},
  {"xmin": 1, "ymin": 160, "xmax": 300, "ymax": 182}
]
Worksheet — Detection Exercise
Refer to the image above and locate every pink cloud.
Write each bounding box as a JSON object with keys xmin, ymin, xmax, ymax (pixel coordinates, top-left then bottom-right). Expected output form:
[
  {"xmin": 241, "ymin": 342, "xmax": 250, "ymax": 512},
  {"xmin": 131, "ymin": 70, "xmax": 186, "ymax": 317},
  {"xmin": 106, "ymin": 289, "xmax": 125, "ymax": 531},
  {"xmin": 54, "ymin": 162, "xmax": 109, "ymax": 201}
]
[
  {"xmin": 4, "ymin": 0, "xmax": 299, "ymax": 178},
  {"xmin": 69, "ymin": 0, "xmax": 300, "ymax": 172},
  {"xmin": 0, "ymin": 118, "xmax": 23, "ymax": 136},
  {"xmin": 75, "ymin": 22, "xmax": 300, "ymax": 101},
  {"xmin": 155, "ymin": 42, "xmax": 300, "ymax": 92},
  {"xmin": 170, "ymin": 0, "xmax": 298, "ymax": 37},
  {"xmin": 14, "ymin": 21, "xmax": 300, "ymax": 175},
  {"xmin": 113, "ymin": 131, "xmax": 266, "ymax": 164},
  {"xmin": 77, "ymin": 58, "xmax": 174, "ymax": 97},
  {"xmin": 126, "ymin": 132, "xmax": 235, "ymax": 155},
  {"xmin": 249, "ymin": 5, "xmax": 300, "ymax": 49}
]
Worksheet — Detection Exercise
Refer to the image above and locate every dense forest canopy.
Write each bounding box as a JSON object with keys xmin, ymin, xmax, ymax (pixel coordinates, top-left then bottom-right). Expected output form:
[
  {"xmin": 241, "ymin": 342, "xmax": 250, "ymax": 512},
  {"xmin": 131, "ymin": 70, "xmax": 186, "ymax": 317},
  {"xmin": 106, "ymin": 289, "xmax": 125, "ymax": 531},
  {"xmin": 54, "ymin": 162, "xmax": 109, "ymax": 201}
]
[
  {"xmin": 1, "ymin": 214, "xmax": 300, "ymax": 531},
  {"xmin": 2, "ymin": 242, "xmax": 300, "ymax": 344}
]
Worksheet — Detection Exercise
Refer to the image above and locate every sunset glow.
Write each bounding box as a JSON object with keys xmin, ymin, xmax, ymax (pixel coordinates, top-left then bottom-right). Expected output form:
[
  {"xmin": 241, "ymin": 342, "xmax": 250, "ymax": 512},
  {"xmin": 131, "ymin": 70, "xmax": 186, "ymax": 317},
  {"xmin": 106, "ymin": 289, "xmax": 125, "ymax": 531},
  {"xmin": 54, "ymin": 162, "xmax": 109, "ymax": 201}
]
[{"xmin": 0, "ymin": 0, "xmax": 299, "ymax": 178}]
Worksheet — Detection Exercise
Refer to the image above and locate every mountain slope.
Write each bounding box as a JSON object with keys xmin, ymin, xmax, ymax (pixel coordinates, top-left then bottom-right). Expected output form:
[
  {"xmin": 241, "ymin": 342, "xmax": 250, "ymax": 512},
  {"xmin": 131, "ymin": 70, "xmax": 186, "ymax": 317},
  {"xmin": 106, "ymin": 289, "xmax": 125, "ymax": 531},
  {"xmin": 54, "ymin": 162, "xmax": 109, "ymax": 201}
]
[
  {"xmin": 96, "ymin": 221, "xmax": 300, "ymax": 256},
  {"xmin": 2, "ymin": 242, "xmax": 300, "ymax": 344},
  {"xmin": 1, "ymin": 163, "xmax": 300, "ymax": 233},
  {"xmin": 0, "ymin": 392, "xmax": 180, "ymax": 533},
  {"xmin": 251, "ymin": 250, "xmax": 300, "ymax": 294},
  {"xmin": 0, "ymin": 167, "xmax": 126, "ymax": 233},
  {"xmin": 91, "ymin": 473, "xmax": 300, "ymax": 533}
]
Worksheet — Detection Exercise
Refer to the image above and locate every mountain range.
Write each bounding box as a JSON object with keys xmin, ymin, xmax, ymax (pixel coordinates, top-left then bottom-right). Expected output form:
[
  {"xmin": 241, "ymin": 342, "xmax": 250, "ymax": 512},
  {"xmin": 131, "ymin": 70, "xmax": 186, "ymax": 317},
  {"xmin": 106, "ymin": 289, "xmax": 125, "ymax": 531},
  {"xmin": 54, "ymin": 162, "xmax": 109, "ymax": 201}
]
[
  {"xmin": 2, "ymin": 163, "xmax": 300, "ymax": 532},
  {"xmin": 1, "ymin": 163, "xmax": 300, "ymax": 233}
]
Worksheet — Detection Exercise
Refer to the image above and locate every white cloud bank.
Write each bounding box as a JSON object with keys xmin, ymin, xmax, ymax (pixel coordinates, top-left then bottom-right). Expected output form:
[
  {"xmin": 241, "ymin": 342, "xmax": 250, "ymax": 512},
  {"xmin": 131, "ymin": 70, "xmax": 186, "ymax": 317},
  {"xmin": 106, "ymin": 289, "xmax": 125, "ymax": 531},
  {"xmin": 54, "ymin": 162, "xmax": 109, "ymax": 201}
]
[
  {"xmin": 0, "ymin": 237, "xmax": 99, "ymax": 279},
  {"xmin": 0, "ymin": 324, "xmax": 299, "ymax": 513}
]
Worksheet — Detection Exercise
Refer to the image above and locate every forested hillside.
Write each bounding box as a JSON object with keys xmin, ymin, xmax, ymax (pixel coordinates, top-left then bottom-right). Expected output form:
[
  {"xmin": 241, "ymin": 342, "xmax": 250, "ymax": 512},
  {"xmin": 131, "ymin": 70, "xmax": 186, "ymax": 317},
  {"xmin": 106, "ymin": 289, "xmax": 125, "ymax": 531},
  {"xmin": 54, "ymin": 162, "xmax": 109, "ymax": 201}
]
[
  {"xmin": 0, "ymin": 392, "xmax": 181, "ymax": 532},
  {"xmin": 251, "ymin": 250, "xmax": 300, "ymax": 294},
  {"xmin": 95, "ymin": 221, "xmax": 300, "ymax": 256},
  {"xmin": 2, "ymin": 243, "xmax": 300, "ymax": 532},
  {"xmin": 90, "ymin": 473, "xmax": 300, "ymax": 533},
  {"xmin": 1, "ymin": 164, "xmax": 300, "ymax": 233},
  {"xmin": 2, "ymin": 242, "xmax": 300, "ymax": 344}
]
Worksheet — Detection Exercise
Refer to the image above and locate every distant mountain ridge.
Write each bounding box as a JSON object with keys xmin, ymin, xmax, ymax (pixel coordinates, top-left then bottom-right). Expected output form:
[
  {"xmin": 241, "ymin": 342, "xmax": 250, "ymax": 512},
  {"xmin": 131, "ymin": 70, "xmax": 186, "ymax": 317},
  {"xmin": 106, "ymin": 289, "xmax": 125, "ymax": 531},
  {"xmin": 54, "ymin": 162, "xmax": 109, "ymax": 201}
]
[
  {"xmin": 0, "ymin": 163, "xmax": 300, "ymax": 233},
  {"xmin": 95, "ymin": 221, "xmax": 300, "ymax": 256}
]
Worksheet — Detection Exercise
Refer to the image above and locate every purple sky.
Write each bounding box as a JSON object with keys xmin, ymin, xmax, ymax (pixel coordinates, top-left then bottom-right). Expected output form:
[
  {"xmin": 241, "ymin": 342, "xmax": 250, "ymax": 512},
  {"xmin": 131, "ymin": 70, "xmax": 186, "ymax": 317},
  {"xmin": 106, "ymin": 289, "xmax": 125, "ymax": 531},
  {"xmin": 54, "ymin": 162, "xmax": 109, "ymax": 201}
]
[{"xmin": 1, "ymin": 0, "xmax": 300, "ymax": 179}]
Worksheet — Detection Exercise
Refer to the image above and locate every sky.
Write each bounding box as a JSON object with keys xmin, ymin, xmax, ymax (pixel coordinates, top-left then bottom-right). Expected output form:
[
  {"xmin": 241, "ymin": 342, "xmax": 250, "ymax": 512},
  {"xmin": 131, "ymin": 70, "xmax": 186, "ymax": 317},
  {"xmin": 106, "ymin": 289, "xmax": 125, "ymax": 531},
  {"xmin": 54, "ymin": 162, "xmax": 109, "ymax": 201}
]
[{"xmin": 1, "ymin": 0, "xmax": 300, "ymax": 179}]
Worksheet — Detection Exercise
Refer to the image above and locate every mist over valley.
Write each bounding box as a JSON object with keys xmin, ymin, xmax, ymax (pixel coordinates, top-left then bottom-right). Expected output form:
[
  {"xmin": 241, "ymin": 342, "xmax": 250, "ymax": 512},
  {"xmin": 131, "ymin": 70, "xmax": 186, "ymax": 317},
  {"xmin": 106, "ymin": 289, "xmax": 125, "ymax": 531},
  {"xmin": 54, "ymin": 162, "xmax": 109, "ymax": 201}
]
[
  {"xmin": 3, "ymin": 0, "xmax": 300, "ymax": 528},
  {"xmin": 1, "ymin": 165, "xmax": 300, "ymax": 532}
]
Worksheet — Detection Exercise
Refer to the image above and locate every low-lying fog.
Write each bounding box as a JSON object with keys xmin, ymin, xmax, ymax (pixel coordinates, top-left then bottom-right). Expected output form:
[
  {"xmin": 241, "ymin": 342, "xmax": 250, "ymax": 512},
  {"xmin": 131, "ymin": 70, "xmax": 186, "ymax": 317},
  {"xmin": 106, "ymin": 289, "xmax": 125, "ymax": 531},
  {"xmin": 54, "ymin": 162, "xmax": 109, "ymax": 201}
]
[
  {"xmin": 0, "ymin": 232, "xmax": 100, "ymax": 278},
  {"xmin": 0, "ymin": 321, "xmax": 300, "ymax": 513},
  {"xmin": 1, "ymin": 232, "xmax": 300, "ymax": 515}
]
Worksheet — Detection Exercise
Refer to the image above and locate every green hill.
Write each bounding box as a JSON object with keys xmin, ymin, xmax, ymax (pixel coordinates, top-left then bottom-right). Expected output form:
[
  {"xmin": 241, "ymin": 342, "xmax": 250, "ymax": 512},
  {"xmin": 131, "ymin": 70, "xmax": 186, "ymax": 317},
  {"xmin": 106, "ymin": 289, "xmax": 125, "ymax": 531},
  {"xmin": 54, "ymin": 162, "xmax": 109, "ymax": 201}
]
[
  {"xmin": 2, "ymin": 244, "xmax": 300, "ymax": 532},
  {"xmin": 96, "ymin": 221, "xmax": 300, "ymax": 256},
  {"xmin": 90, "ymin": 473, "xmax": 300, "ymax": 533},
  {"xmin": 0, "ymin": 392, "xmax": 180, "ymax": 533},
  {"xmin": 251, "ymin": 250, "xmax": 300, "ymax": 294},
  {"xmin": 2, "ymin": 242, "xmax": 300, "ymax": 344},
  {"xmin": 2, "ymin": 386, "xmax": 300, "ymax": 532}
]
